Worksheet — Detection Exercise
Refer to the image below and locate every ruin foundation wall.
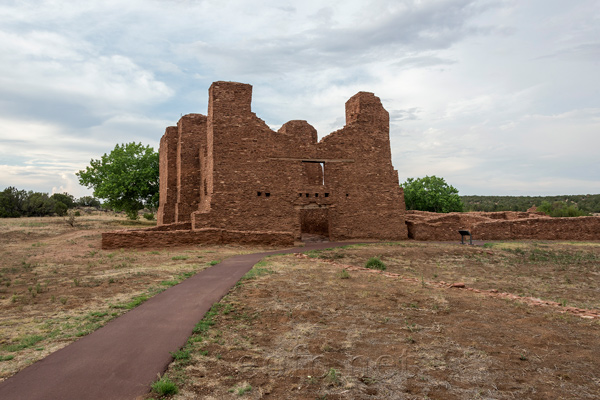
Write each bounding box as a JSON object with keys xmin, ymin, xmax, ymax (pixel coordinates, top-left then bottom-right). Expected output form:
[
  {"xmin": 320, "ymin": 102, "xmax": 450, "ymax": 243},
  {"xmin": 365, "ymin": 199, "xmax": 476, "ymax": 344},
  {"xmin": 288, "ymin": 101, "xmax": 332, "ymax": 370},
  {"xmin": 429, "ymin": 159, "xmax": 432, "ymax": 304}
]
[
  {"xmin": 473, "ymin": 216, "xmax": 600, "ymax": 241},
  {"xmin": 102, "ymin": 228, "xmax": 295, "ymax": 249},
  {"xmin": 406, "ymin": 211, "xmax": 600, "ymax": 241}
]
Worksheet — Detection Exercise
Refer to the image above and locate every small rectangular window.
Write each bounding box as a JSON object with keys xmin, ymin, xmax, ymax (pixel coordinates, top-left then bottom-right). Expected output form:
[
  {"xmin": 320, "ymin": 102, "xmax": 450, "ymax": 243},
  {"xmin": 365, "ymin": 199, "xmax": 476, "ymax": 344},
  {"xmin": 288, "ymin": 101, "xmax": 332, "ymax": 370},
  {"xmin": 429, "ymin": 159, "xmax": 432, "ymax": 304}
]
[
  {"xmin": 324, "ymin": 193, "xmax": 329, "ymax": 197},
  {"xmin": 257, "ymin": 191, "xmax": 262, "ymax": 196},
  {"xmin": 265, "ymin": 192, "xmax": 271, "ymax": 197},
  {"xmin": 315, "ymin": 193, "xmax": 319, "ymax": 197}
]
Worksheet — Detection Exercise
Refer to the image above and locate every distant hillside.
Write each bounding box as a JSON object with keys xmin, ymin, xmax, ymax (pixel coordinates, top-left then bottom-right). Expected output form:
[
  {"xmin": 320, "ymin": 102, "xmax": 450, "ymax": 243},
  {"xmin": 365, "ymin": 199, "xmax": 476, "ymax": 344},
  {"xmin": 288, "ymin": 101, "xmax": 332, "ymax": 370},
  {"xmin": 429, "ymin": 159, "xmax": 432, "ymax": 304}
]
[{"xmin": 461, "ymin": 194, "xmax": 600, "ymax": 214}]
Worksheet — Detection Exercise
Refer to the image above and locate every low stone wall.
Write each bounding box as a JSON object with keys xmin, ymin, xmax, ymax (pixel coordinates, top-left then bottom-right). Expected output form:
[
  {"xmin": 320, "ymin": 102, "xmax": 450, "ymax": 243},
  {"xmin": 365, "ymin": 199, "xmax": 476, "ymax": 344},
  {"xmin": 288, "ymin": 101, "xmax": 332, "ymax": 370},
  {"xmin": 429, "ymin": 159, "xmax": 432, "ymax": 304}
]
[
  {"xmin": 473, "ymin": 216, "xmax": 600, "ymax": 241},
  {"xmin": 102, "ymin": 228, "xmax": 295, "ymax": 249},
  {"xmin": 406, "ymin": 220, "xmax": 465, "ymax": 241},
  {"xmin": 407, "ymin": 214, "xmax": 600, "ymax": 241},
  {"xmin": 144, "ymin": 222, "xmax": 192, "ymax": 231}
]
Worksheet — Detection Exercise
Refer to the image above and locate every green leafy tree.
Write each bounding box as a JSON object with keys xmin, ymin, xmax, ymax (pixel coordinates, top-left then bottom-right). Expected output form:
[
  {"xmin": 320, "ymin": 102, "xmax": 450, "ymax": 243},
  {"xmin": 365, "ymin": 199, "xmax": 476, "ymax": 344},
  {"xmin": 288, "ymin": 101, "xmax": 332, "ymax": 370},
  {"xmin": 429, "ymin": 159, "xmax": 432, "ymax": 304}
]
[
  {"xmin": 77, "ymin": 196, "xmax": 102, "ymax": 208},
  {"xmin": 76, "ymin": 143, "xmax": 159, "ymax": 219},
  {"xmin": 22, "ymin": 192, "xmax": 57, "ymax": 217},
  {"xmin": 401, "ymin": 175, "xmax": 463, "ymax": 213},
  {"xmin": 50, "ymin": 192, "xmax": 76, "ymax": 209},
  {"xmin": 0, "ymin": 187, "xmax": 27, "ymax": 217}
]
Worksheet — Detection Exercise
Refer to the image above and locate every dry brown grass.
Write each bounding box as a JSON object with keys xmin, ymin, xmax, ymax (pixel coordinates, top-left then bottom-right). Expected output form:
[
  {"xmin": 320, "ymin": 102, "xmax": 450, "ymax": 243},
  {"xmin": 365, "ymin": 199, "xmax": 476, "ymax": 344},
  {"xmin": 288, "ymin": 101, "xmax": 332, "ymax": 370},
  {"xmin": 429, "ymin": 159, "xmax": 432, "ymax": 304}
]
[
  {"xmin": 154, "ymin": 242, "xmax": 600, "ymax": 399},
  {"xmin": 0, "ymin": 212, "xmax": 266, "ymax": 381}
]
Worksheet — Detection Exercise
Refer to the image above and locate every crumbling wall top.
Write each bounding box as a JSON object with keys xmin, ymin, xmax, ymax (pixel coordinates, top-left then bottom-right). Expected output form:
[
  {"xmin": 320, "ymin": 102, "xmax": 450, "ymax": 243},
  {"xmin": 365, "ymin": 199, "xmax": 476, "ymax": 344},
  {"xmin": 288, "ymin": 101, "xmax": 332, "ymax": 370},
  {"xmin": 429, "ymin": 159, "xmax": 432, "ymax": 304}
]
[
  {"xmin": 209, "ymin": 81, "xmax": 252, "ymax": 116},
  {"xmin": 345, "ymin": 91, "xmax": 389, "ymax": 125}
]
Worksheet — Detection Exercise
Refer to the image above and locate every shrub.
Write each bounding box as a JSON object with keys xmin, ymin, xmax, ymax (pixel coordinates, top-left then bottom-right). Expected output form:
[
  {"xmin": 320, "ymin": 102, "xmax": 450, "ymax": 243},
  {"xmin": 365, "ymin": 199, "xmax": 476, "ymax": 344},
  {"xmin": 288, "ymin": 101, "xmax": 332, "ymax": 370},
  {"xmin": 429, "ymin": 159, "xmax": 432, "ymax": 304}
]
[
  {"xmin": 143, "ymin": 213, "xmax": 155, "ymax": 221},
  {"xmin": 151, "ymin": 375, "xmax": 178, "ymax": 396},
  {"xmin": 50, "ymin": 192, "xmax": 76, "ymax": 208},
  {"xmin": 77, "ymin": 196, "xmax": 101, "ymax": 208},
  {"xmin": 66, "ymin": 210, "xmax": 76, "ymax": 227},
  {"xmin": 54, "ymin": 201, "xmax": 68, "ymax": 216},
  {"xmin": 365, "ymin": 257, "xmax": 386, "ymax": 271},
  {"xmin": 538, "ymin": 200, "xmax": 588, "ymax": 217}
]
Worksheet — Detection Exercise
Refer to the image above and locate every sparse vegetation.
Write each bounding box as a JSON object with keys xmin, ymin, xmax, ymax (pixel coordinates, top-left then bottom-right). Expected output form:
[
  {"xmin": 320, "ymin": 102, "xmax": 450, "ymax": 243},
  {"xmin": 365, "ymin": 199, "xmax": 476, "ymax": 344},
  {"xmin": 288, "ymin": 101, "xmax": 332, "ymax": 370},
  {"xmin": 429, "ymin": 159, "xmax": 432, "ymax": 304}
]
[
  {"xmin": 151, "ymin": 245, "xmax": 600, "ymax": 398},
  {"xmin": 143, "ymin": 212, "xmax": 155, "ymax": 221},
  {"xmin": 338, "ymin": 269, "xmax": 350, "ymax": 279},
  {"xmin": 151, "ymin": 375, "xmax": 179, "ymax": 396},
  {"xmin": 0, "ymin": 213, "xmax": 249, "ymax": 381},
  {"xmin": 229, "ymin": 384, "xmax": 252, "ymax": 396},
  {"xmin": 2, "ymin": 335, "xmax": 44, "ymax": 352},
  {"xmin": 365, "ymin": 256, "xmax": 386, "ymax": 271}
]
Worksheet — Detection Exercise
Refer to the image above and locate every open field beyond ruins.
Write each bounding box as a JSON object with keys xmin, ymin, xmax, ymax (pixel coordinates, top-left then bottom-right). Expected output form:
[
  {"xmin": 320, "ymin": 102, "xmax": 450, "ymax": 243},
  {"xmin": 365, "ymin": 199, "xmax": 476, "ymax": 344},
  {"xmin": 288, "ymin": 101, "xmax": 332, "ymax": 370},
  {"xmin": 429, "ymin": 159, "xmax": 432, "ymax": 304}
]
[{"xmin": 1, "ymin": 215, "xmax": 599, "ymax": 399}]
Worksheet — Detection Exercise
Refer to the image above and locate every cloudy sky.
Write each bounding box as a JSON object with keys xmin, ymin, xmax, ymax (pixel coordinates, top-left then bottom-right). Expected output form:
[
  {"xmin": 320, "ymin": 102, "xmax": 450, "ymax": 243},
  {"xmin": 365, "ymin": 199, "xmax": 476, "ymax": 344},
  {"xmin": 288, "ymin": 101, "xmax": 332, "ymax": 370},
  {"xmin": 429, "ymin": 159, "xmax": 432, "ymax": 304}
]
[{"xmin": 1, "ymin": 0, "xmax": 598, "ymax": 198}]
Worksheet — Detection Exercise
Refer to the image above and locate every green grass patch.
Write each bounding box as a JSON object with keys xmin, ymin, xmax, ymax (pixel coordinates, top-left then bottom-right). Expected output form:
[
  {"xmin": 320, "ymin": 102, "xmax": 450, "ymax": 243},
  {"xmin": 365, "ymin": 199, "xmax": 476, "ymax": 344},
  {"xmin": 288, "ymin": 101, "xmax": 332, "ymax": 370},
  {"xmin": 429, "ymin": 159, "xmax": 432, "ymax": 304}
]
[
  {"xmin": 229, "ymin": 384, "xmax": 252, "ymax": 396},
  {"xmin": 176, "ymin": 271, "xmax": 195, "ymax": 280},
  {"xmin": 365, "ymin": 257, "xmax": 386, "ymax": 271},
  {"xmin": 170, "ymin": 348, "xmax": 191, "ymax": 362},
  {"xmin": 171, "ymin": 255, "xmax": 188, "ymax": 261},
  {"xmin": 151, "ymin": 375, "xmax": 179, "ymax": 396},
  {"xmin": 239, "ymin": 267, "xmax": 274, "ymax": 282},
  {"xmin": 111, "ymin": 293, "xmax": 150, "ymax": 310},
  {"xmin": 2, "ymin": 335, "xmax": 44, "ymax": 352},
  {"xmin": 338, "ymin": 269, "xmax": 350, "ymax": 279},
  {"xmin": 0, "ymin": 355, "xmax": 15, "ymax": 361}
]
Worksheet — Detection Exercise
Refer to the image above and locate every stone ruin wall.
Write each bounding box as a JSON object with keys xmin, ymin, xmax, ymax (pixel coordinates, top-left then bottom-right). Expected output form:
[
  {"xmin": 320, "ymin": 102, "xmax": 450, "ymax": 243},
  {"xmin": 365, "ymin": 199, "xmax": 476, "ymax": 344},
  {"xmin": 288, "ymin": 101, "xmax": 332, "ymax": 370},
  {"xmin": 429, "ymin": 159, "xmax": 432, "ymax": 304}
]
[
  {"xmin": 102, "ymin": 81, "xmax": 600, "ymax": 250},
  {"xmin": 405, "ymin": 210, "xmax": 600, "ymax": 241},
  {"xmin": 103, "ymin": 81, "xmax": 408, "ymax": 249}
]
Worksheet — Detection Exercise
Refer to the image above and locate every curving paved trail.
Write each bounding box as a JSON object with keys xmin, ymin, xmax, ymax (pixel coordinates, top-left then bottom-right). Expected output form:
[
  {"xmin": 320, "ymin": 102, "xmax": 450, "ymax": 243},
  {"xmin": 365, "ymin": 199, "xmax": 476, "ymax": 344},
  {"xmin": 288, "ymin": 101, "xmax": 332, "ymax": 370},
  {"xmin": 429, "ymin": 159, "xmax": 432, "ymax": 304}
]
[{"xmin": 0, "ymin": 242, "xmax": 353, "ymax": 400}]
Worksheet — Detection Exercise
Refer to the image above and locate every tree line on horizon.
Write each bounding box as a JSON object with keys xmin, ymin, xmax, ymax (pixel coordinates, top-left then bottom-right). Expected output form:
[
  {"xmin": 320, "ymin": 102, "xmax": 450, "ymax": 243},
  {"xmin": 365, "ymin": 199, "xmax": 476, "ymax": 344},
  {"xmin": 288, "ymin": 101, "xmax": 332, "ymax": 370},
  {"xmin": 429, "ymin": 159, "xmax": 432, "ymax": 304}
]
[
  {"xmin": 0, "ymin": 187, "xmax": 101, "ymax": 218},
  {"xmin": 401, "ymin": 176, "xmax": 597, "ymax": 217},
  {"xmin": 461, "ymin": 194, "xmax": 600, "ymax": 215},
  {"xmin": 4, "ymin": 142, "xmax": 598, "ymax": 219}
]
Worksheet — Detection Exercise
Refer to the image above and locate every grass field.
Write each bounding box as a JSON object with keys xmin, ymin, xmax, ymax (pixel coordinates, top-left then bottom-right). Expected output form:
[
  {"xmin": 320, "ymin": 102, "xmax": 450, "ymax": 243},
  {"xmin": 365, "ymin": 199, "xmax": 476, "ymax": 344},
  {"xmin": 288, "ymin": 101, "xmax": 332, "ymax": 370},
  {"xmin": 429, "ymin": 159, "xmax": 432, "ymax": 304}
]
[
  {"xmin": 0, "ymin": 212, "xmax": 266, "ymax": 381},
  {"xmin": 148, "ymin": 241, "xmax": 600, "ymax": 399},
  {"xmin": 1, "ymin": 215, "xmax": 599, "ymax": 399}
]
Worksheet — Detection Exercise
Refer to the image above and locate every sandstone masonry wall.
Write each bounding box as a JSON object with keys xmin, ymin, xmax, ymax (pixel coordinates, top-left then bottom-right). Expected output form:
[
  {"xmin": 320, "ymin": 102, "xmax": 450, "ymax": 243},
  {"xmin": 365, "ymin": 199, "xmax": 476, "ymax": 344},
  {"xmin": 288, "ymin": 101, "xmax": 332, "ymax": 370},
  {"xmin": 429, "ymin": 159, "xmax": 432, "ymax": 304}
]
[
  {"xmin": 103, "ymin": 81, "xmax": 408, "ymax": 249},
  {"xmin": 157, "ymin": 126, "xmax": 178, "ymax": 225},
  {"xmin": 405, "ymin": 210, "xmax": 600, "ymax": 241}
]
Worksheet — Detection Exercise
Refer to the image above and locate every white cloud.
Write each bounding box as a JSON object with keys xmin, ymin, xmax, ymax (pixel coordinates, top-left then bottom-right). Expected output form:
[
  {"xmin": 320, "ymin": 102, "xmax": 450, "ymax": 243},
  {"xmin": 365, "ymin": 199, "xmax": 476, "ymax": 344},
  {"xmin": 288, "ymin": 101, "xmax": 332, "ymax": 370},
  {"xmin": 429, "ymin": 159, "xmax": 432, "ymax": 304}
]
[
  {"xmin": 0, "ymin": 0, "xmax": 599, "ymax": 197},
  {"xmin": 0, "ymin": 30, "xmax": 173, "ymax": 113}
]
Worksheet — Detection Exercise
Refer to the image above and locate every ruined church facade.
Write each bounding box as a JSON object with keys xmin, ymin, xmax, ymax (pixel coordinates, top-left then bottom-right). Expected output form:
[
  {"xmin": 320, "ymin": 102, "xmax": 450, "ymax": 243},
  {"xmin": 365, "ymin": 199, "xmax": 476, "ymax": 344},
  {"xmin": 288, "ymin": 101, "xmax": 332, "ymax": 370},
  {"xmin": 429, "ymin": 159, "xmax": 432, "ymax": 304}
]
[{"xmin": 155, "ymin": 81, "xmax": 407, "ymax": 244}]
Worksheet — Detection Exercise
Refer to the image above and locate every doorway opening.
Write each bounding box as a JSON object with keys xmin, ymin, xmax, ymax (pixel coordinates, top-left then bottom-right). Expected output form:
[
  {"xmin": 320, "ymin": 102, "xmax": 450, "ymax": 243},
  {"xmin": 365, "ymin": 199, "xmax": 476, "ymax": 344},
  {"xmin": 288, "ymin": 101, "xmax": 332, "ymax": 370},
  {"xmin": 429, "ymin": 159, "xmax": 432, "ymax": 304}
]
[{"xmin": 300, "ymin": 206, "xmax": 329, "ymax": 242}]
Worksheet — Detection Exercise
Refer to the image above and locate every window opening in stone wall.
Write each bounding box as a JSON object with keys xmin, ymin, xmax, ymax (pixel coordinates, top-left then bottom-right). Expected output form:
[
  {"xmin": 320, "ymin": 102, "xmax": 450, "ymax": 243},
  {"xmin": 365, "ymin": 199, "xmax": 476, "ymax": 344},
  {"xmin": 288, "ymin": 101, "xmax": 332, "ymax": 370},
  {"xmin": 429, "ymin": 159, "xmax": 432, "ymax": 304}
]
[
  {"xmin": 346, "ymin": 194, "xmax": 349, "ymax": 197},
  {"xmin": 266, "ymin": 192, "xmax": 270, "ymax": 197},
  {"xmin": 299, "ymin": 193, "xmax": 302, "ymax": 197},
  {"xmin": 319, "ymin": 162, "xmax": 325, "ymax": 185},
  {"xmin": 305, "ymin": 193, "xmax": 309, "ymax": 197},
  {"xmin": 315, "ymin": 193, "xmax": 319, "ymax": 197},
  {"xmin": 302, "ymin": 161, "xmax": 325, "ymax": 186},
  {"xmin": 325, "ymin": 193, "xmax": 329, "ymax": 197},
  {"xmin": 257, "ymin": 191, "xmax": 262, "ymax": 196}
]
